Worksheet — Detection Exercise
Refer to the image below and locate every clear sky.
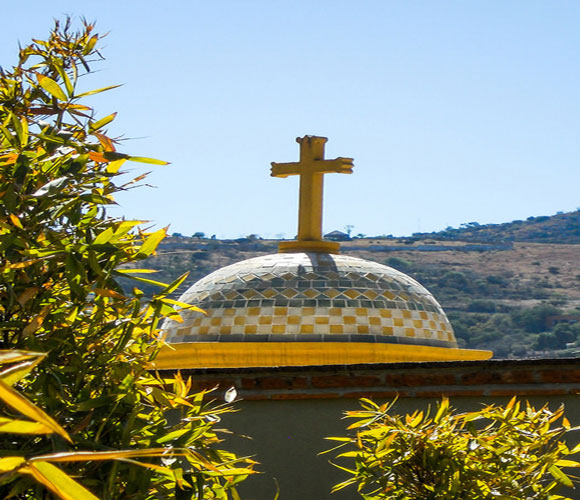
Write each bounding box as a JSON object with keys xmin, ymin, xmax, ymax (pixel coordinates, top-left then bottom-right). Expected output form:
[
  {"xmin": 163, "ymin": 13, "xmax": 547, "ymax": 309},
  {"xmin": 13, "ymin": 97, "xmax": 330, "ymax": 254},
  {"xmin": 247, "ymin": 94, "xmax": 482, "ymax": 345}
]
[{"xmin": 3, "ymin": 1, "xmax": 580, "ymax": 239}]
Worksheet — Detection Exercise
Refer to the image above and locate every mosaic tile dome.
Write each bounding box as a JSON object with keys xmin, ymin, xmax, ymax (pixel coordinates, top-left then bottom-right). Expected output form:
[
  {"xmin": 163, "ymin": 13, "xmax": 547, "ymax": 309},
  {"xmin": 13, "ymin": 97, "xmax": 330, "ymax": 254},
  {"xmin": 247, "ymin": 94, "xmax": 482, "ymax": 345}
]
[{"xmin": 163, "ymin": 252, "xmax": 457, "ymax": 349}]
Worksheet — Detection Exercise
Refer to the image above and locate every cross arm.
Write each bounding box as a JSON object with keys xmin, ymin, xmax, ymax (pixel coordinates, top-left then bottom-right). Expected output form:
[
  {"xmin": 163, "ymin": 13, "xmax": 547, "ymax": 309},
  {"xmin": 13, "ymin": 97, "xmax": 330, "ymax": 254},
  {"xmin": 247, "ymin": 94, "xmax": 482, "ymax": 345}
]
[
  {"xmin": 270, "ymin": 162, "xmax": 300, "ymax": 178},
  {"xmin": 315, "ymin": 157, "xmax": 354, "ymax": 175}
]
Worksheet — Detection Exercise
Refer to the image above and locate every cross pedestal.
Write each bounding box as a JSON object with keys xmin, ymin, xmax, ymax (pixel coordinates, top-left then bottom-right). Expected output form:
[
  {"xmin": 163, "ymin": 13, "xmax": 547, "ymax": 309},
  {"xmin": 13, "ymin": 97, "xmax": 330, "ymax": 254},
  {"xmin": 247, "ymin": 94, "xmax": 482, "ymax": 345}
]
[{"xmin": 271, "ymin": 136, "xmax": 353, "ymax": 254}]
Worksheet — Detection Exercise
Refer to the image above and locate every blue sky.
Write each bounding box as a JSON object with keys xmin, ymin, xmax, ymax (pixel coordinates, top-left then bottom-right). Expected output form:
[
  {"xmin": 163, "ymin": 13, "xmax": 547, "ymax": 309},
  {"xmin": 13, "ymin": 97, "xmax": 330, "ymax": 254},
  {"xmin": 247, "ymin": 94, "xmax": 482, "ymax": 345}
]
[{"xmin": 3, "ymin": 1, "xmax": 580, "ymax": 238}]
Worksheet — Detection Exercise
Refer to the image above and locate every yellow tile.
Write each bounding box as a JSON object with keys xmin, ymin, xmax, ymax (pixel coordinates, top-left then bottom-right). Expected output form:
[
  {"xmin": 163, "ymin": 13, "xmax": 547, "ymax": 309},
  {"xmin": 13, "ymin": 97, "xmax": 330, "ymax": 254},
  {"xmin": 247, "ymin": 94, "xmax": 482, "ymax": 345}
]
[
  {"xmin": 394, "ymin": 318, "xmax": 404, "ymax": 327},
  {"xmin": 437, "ymin": 331, "xmax": 444, "ymax": 340},
  {"xmin": 198, "ymin": 326, "xmax": 209, "ymax": 335},
  {"xmin": 419, "ymin": 311, "xmax": 428, "ymax": 320},
  {"xmin": 304, "ymin": 289, "xmax": 318, "ymax": 298},
  {"xmin": 244, "ymin": 325, "xmax": 257, "ymax": 334},
  {"xmin": 315, "ymin": 317, "xmax": 329, "ymax": 324},
  {"xmin": 429, "ymin": 321, "xmax": 436, "ymax": 329},
  {"xmin": 300, "ymin": 324, "xmax": 314, "ymax": 334},
  {"xmin": 405, "ymin": 328, "xmax": 416, "ymax": 337},
  {"xmin": 272, "ymin": 324, "xmax": 285, "ymax": 334},
  {"xmin": 248, "ymin": 307, "xmax": 261, "ymax": 316},
  {"xmin": 330, "ymin": 325, "xmax": 344, "ymax": 334},
  {"xmin": 303, "ymin": 307, "xmax": 315, "ymax": 316},
  {"xmin": 357, "ymin": 325, "xmax": 369, "ymax": 333},
  {"xmin": 262, "ymin": 289, "xmax": 277, "ymax": 298},
  {"xmin": 382, "ymin": 326, "xmax": 394, "ymax": 335},
  {"xmin": 210, "ymin": 317, "xmax": 221, "ymax": 326},
  {"xmin": 223, "ymin": 308, "xmax": 236, "ymax": 317},
  {"xmin": 344, "ymin": 289, "xmax": 360, "ymax": 299},
  {"xmin": 355, "ymin": 308, "xmax": 368, "ymax": 316},
  {"xmin": 259, "ymin": 316, "xmax": 272, "ymax": 325},
  {"xmin": 234, "ymin": 316, "xmax": 245, "ymax": 325},
  {"xmin": 413, "ymin": 319, "xmax": 423, "ymax": 328},
  {"xmin": 380, "ymin": 309, "xmax": 392, "ymax": 318},
  {"xmin": 400, "ymin": 293, "xmax": 409, "ymax": 301},
  {"xmin": 382, "ymin": 290, "xmax": 395, "ymax": 299},
  {"xmin": 363, "ymin": 290, "xmax": 378, "ymax": 299},
  {"xmin": 192, "ymin": 317, "xmax": 202, "ymax": 326},
  {"xmin": 288, "ymin": 316, "xmax": 301, "ymax": 325},
  {"xmin": 177, "ymin": 327, "xmax": 190, "ymax": 336},
  {"xmin": 344, "ymin": 316, "xmax": 356, "ymax": 324},
  {"xmin": 325, "ymin": 289, "xmax": 340, "ymax": 298},
  {"xmin": 329, "ymin": 308, "xmax": 342, "ymax": 316},
  {"xmin": 369, "ymin": 317, "xmax": 381, "ymax": 325},
  {"xmin": 274, "ymin": 307, "xmax": 288, "ymax": 315},
  {"xmin": 220, "ymin": 326, "xmax": 231, "ymax": 334},
  {"xmin": 402, "ymin": 310, "xmax": 412, "ymax": 319}
]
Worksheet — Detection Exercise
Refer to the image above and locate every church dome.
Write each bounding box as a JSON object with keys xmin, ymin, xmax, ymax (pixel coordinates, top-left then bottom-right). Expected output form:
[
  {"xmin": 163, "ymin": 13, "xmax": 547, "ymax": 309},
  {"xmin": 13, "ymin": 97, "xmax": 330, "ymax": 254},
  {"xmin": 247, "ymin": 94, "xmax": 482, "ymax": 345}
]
[
  {"xmin": 153, "ymin": 136, "xmax": 491, "ymax": 369},
  {"xmin": 163, "ymin": 252, "xmax": 456, "ymax": 348}
]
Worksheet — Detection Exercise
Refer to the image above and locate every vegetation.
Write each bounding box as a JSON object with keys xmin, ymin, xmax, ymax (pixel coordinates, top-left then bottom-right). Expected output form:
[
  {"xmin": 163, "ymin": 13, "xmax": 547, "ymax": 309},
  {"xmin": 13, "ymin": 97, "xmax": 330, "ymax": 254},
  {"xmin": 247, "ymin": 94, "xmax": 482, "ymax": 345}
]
[
  {"xmin": 328, "ymin": 397, "xmax": 580, "ymax": 500},
  {"xmin": 0, "ymin": 20, "xmax": 254, "ymax": 499}
]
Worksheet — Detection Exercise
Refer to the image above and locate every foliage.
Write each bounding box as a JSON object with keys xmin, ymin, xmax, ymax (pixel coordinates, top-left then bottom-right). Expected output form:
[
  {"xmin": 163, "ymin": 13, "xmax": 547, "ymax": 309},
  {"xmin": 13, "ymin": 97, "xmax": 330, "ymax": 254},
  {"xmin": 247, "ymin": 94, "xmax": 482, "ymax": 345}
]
[
  {"xmin": 328, "ymin": 397, "xmax": 580, "ymax": 500},
  {"xmin": 0, "ymin": 19, "xmax": 254, "ymax": 499}
]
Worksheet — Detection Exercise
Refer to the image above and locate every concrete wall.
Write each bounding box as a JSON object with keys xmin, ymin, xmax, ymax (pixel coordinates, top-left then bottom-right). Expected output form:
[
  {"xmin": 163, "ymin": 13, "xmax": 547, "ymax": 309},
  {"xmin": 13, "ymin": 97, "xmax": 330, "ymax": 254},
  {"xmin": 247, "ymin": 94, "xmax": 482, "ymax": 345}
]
[
  {"xmin": 177, "ymin": 358, "xmax": 580, "ymax": 500},
  {"xmin": 224, "ymin": 396, "xmax": 580, "ymax": 500}
]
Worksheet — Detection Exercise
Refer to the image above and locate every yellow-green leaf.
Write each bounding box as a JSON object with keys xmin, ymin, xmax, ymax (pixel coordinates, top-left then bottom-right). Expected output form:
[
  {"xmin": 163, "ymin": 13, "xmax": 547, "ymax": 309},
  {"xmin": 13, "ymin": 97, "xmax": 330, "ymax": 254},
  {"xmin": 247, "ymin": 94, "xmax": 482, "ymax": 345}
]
[
  {"xmin": 37, "ymin": 75, "xmax": 68, "ymax": 101},
  {"xmin": 89, "ymin": 112, "xmax": 117, "ymax": 133},
  {"xmin": 549, "ymin": 465, "xmax": 574, "ymax": 487},
  {"xmin": 0, "ymin": 417, "xmax": 54, "ymax": 434},
  {"xmin": 115, "ymin": 268, "xmax": 159, "ymax": 274},
  {"xmin": 127, "ymin": 156, "xmax": 170, "ymax": 165},
  {"xmin": 556, "ymin": 459, "xmax": 580, "ymax": 468},
  {"xmin": 23, "ymin": 462, "xmax": 99, "ymax": 500},
  {"xmin": 0, "ymin": 350, "xmax": 45, "ymax": 366},
  {"xmin": 137, "ymin": 228, "xmax": 167, "ymax": 257},
  {"xmin": 0, "ymin": 378, "xmax": 71, "ymax": 443},
  {"xmin": 0, "ymin": 358, "xmax": 44, "ymax": 386},
  {"xmin": 0, "ymin": 456, "xmax": 26, "ymax": 474},
  {"xmin": 74, "ymin": 84, "xmax": 122, "ymax": 98}
]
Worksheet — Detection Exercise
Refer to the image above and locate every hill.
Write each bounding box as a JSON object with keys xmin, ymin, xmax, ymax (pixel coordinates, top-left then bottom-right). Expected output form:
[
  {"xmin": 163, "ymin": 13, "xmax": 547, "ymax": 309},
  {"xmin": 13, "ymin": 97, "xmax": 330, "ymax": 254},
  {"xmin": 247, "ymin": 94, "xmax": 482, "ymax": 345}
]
[
  {"xmin": 133, "ymin": 211, "xmax": 580, "ymax": 359},
  {"xmin": 411, "ymin": 209, "xmax": 580, "ymax": 244}
]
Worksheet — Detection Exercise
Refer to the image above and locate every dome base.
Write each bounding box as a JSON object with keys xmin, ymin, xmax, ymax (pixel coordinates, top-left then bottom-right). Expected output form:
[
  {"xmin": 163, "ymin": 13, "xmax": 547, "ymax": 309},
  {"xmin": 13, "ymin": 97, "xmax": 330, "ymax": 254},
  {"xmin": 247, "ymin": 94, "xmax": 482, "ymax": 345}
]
[
  {"xmin": 151, "ymin": 342, "xmax": 492, "ymax": 370},
  {"xmin": 278, "ymin": 240, "xmax": 340, "ymax": 254}
]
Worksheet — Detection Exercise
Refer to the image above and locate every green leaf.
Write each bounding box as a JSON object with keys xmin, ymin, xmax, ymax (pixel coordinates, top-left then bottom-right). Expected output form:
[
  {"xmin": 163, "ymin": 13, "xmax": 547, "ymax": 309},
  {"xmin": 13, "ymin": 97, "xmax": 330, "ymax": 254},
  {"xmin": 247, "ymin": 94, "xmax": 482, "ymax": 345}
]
[{"xmin": 37, "ymin": 75, "xmax": 68, "ymax": 101}]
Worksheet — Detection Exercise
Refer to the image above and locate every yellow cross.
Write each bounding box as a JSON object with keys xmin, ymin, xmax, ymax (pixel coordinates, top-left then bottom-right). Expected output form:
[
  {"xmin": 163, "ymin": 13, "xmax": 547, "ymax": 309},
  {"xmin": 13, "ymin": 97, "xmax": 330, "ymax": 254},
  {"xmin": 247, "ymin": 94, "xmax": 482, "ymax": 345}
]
[{"xmin": 271, "ymin": 136, "xmax": 353, "ymax": 253}]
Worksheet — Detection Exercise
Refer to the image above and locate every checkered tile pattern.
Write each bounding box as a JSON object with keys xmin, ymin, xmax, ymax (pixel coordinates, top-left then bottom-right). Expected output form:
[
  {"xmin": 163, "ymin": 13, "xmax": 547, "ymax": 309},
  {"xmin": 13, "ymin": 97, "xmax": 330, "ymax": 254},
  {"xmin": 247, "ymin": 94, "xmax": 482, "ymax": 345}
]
[{"xmin": 163, "ymin": 253, "xmax": 456, "ymax": 346}]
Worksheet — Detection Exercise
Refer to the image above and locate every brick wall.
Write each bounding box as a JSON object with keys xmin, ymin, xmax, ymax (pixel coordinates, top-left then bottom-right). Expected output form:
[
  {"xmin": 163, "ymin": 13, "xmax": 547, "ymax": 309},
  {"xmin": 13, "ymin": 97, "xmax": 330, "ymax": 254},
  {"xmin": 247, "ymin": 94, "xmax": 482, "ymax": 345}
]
[{"xmin": 170, "ymin": 357, "xmax": 580, "ymax": 401}]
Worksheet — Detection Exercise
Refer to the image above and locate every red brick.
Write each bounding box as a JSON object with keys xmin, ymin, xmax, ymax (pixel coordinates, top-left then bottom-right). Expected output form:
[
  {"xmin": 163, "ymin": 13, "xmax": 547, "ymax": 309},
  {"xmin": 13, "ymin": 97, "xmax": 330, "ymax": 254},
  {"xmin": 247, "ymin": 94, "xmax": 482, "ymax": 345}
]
[
  {"xmin": 384, "ymin": 373, "xmax": 457, "ymax": 387},
  {"xmin": 538, "ymin": 370, "xmax": 580, "ymax": 384},
  {"xmin": 460, "ymin": 371, "xmax": 505, "ymax": 385},
  {"xmin": 311, "ymin": 375, "xmax": 382, "ymax": 389}
]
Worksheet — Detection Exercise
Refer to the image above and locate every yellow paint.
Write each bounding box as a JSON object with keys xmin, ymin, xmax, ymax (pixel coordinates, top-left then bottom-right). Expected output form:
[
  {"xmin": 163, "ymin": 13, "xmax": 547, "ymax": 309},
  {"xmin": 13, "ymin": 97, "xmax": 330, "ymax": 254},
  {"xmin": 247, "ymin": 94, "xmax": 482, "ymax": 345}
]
[
  {"xmin": 271, "ymin": 136, "xmax": 353, "ymax": 254},
  {"xmin": 151, "ymin": 342, "xmax": 493, "ymax": 370}
]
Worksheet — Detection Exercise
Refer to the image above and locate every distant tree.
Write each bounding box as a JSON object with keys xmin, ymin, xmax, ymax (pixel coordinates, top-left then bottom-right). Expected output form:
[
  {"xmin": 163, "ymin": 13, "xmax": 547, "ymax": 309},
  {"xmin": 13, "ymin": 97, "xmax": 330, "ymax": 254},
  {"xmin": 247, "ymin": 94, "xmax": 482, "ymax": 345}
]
[{"xmin": 193, "ymin": 231, "xmax": 205, "ymax": 238}]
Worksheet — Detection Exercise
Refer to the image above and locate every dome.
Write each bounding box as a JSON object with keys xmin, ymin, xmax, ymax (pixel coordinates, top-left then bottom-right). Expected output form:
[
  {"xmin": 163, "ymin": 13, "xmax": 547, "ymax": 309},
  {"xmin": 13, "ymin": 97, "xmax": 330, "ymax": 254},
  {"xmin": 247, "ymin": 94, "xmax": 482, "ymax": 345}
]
[
  {"xmin": 163, "ymin": 252, "xmax": 456, "ymax": 348},
  {"xmin": 153, "ymin": 136, "xmax": 491, "ymax": 369}
]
